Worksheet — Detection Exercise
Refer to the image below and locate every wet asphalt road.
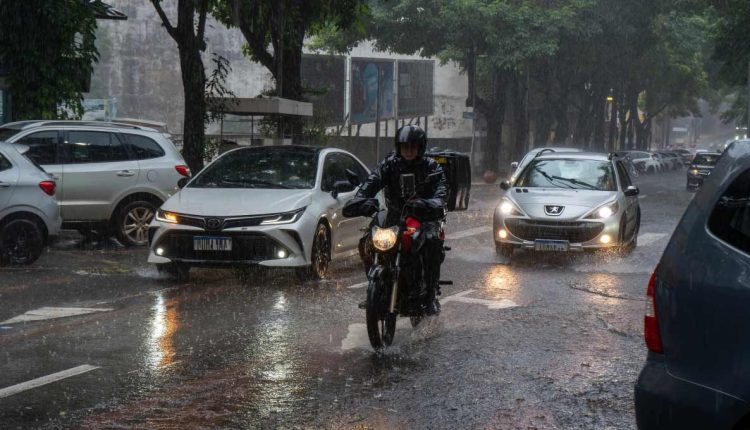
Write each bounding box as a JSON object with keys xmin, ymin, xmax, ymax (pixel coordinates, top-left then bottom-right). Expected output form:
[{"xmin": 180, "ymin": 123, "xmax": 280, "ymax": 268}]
[{"xmin": 0, "ymin": 169, "xmax": 693, "ymax": 429}]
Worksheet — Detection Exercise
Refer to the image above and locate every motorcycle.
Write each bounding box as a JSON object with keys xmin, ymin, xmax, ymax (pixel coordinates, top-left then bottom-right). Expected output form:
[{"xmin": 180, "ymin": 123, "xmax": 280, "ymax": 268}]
[{"xmin": 343, "ymin": 173, "xmax": 450, "ymax": 350}]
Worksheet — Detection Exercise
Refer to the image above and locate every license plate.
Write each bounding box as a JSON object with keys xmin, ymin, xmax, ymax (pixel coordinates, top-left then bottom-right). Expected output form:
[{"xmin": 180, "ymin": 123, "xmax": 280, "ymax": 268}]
[
  {"xmin": 534, "ymin": 239, "xmax": 569, "ymax": 252},
  {"xmin": 193, "ymin": 236, "xmax": 232, "ymax": 251}
]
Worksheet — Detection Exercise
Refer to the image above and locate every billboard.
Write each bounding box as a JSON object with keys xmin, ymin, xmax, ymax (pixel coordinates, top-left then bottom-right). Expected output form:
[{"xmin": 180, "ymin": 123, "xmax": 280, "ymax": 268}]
[
  {"xmin": 397, "ymin": 60, "xmax": 434, "ymax": 118},
  {"xmin": 301, "ymin": 54, "xmax": 346, "ymax": 125},
  {"xmin": 350, "ymin": 58, "xmax": 394, "ymax": 124}
]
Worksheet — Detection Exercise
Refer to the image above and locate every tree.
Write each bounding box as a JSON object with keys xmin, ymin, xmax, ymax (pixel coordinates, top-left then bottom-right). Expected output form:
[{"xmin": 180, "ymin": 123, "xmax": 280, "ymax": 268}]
[
  {"xmin": 211, "ymin": 0, "xmax": 364, "ymax": 139},
  {"xmin": 150, "ymin": 0, "xmax": 209, "ymax": 172},
  {"xmin": 0, "ymin": 0, "xmax": 100, "ymax": 120}
]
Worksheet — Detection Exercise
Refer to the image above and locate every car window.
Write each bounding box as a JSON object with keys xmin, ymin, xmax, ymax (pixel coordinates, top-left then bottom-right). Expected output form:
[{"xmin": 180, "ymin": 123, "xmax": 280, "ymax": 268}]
[
  {"xmin": 321, "ymin": 153, "xmax": 348, "ymax": 192},
  {"xmin": 123, "ymin": 134, "xmax": 165, "ymax": 159},
  {"xmin": 516, "ymin": 158, "xmax": 617, "ymax": 191},
  {"xmin": 615, "ymin": 161, "xmax": 632, "ymax": 189},
  {"xmin": 338, "ymin": 153, "xmax": 368, "ymax": 185},
  {"xmin": 693, "ymin": 154, "xmax": 720, "ymax": 165},
  {"xmin": 189, "ymin": 148, "xmax": 317, "ymax": 189},
  {"xmin": 15, "ymin": 131, "xmax": 58, "ymax": 165},
  {"xmin": 0, "ymin": 152, "xmax": 11, "ymax": 172},
  {"xmin": 63, "ymin": 131, "xmax": 129, "ymax": 164},
  {"xmin": 708, "ymin": 169, "xmax": 750, "ymax": 255}
]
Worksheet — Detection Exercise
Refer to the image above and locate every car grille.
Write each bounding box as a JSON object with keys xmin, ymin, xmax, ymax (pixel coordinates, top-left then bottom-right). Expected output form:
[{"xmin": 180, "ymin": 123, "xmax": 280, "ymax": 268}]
[
  {"xmin": 155, "ymin": 231, "xmax": 279, "ymax": 261},
  {"xmin": 504, "ymin": 219, "xmax": 605, "ymax": 243},
  {"xmin": 174, "ymin": 214, "xmax": 266, "ymax": 230}
]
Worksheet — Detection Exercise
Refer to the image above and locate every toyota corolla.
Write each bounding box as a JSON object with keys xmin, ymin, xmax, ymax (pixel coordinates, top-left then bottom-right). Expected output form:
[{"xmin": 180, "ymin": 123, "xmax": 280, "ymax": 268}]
[
  {"xmin": 148, "ymin": 145, "xmax": 371, "ymax": 281},
  {"xmin": 493, "ymin": 152, "xmax": 641, "ymax": 258}
]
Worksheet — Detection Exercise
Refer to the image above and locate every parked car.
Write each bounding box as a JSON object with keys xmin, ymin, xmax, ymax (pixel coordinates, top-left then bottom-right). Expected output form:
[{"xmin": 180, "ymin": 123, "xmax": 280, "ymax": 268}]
[
  {"xmin": 494, "ymin": 152, "xmax": 640, "ymax": 258},
  {"xmin": 671, "ymin": 148, "xmax": 694, "ymax": 166},
  {"xmin": 0, "ymin": 142, "xmax": 61, "ymax": 265},
  {"xmin": 0, "ymin": 120, "xmax": 190, "ymax": 246},
  {"xmin": 508, "ymin": 146, "xmax": 582, "ymax": 183},
  {"xmin": 634, "ymin": 141, "xmax": 750, "ymax": 429},
  {"xmin": 686, "ymin": 151, "xmax": 721, "ymax": 190},
  {"xmin": 148, "ymin": 145, "xmax": 372, "ymax": 281},
  {"xmin": 658, "ymin": 151, "xmax": 683, "ymax": 171},
  {"xmin": 627, "ymin": 151, "xmax": 661, "ymax": 174}
]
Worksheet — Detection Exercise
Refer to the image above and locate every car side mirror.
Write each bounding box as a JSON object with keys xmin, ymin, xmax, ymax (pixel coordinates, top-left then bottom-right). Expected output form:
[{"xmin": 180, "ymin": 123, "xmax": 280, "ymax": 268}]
[
  {"xmin": 499, "ymin": 181, "xmax": 511, "ymax": 191},
  {"xmin": 510, "ymin": 161, "xmax": 519, "ymax": 170},
  {"xmin": 345, "ymin": 169, "xmax": 360, "ymax": 187},
  {"xmin": 331, "ymin": 180, "xmax": 355, "ymax": 199},
  {"xmin": 177, "ymin": 177, "xmax": 189, "ymax": 189},
  {"xmin": 624, "ymin": 185, "xmax": 639, "ymax": 197}
]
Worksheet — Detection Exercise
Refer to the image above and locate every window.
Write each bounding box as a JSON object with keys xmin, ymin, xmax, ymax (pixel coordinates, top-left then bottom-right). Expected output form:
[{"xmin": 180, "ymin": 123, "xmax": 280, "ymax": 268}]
[
  {"xmin": 321, "ymin": 153, "xmax": 349, "ymax": 192},
  {"xmin": 516, "ymin": 159, "xmax": 617, "ymax": 191},
  {"xmin": 63, "ymin": 131, "xmax": 129, "ymax": 164},
  {"xmin": 15, "ymin": 131, "xmax": 58, "ymax": 165},
  {"xmin": 124, "ymin": 134, "xmax": 165, "ymax": 159},
  {"xmin": 615, "ymin": 161, "xmax": 632, "ymax": 189},
  {"xmin": 338, "ymin": 153, "xmax": 368, "ymax": 184},
  {"xmin": 0, "ymin": 152, "xmax": 11, "ymax": 172},
  {"xmin": 708, "ymin": 169, "xmax": 750, "ymax": 254}
]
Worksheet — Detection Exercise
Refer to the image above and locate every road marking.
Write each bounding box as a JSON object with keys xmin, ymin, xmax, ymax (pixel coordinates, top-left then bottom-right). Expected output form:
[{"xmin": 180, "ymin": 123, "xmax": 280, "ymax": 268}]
[
  {"xmin": 0, "ymin": 365, "xmax": 100, "ymax": 399},
  {"xmin": 638, "ymin": 194, "xmax": 647, "ymax": 200},
  {"xmin": 637, "ymin": 232, "xmax": 668, "ymax": 247},
  {"xmin": 446, "ymin": 226, "xmax": 492, "ymax": 240},
  {"xmin": 441, "ymin": 289, "xmax": 518, "ymax": 309},
  {"xmin": 347, "ymin": 281, "xmax": 368, "ymax": 289},
  {"xmin": 1, "ymin": 307, "xmax": 114, "ymax": 325}
]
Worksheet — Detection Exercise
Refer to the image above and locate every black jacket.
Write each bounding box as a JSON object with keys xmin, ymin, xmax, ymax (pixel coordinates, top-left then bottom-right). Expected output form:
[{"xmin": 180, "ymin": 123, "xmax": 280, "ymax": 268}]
[{"xmin": 356, "ymin": 152, "xmax": 448, "ymax": 222}]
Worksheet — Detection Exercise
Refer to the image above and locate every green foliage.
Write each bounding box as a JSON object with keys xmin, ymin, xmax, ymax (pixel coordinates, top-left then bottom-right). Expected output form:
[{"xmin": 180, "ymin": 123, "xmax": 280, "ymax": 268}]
[
  {"xmin": 0, "ymin": 0, "xmax": 100, "ymax": 120},
  {"xmin": 205, "ymin": 53, "xmax": 238, "ymax": 124}
]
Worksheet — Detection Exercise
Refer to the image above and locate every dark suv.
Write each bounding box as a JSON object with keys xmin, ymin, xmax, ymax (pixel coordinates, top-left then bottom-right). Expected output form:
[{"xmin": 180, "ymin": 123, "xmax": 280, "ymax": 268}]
[
  {"xmin": 635, "ymin": 142, "xmax": 750, "ymax": 429},
  {"xmin": 686, "ymin": 151, "xmax": 721, "ymax": 190}
]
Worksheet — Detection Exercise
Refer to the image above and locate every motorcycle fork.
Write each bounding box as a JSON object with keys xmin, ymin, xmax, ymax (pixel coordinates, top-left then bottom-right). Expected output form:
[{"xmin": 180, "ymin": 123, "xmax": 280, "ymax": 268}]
[{"xmin": 389, "ymin": 253, "xmax": 400, "ymax": 314}]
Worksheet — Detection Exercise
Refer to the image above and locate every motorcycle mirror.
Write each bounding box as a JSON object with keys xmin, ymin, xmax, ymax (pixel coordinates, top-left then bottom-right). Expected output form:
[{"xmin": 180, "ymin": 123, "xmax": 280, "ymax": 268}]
[{"xmin": 499, "ymin": 181, "xmax": 511, "ymax": 191}]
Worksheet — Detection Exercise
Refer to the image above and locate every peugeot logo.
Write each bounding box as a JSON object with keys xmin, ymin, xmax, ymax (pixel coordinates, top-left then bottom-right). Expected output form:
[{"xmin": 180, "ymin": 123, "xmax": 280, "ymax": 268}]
[
  {"xmin": 205, "ymin": 218, "xmax": 223, "ymax": 230},
  {"xmin": 545, "ymin": 205, "xmax": 564, "ymax": 216}
]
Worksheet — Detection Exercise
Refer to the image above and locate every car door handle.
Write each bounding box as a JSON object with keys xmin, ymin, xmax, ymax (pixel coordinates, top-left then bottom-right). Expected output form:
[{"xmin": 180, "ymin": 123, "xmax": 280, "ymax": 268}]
[{"xmin": 117, "ymin": 170, "xmax": 136, "ymax": 177}]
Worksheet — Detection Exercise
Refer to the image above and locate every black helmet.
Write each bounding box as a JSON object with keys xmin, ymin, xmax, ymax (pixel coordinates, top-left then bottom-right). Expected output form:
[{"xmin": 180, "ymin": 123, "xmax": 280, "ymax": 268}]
[{"xmin": 395, "ymin": 124, "xmax": 427, "ymax": 158}]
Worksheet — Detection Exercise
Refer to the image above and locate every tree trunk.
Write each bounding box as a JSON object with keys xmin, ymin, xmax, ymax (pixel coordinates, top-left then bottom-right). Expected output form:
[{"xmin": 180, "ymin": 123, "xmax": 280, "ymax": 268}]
[
  {"xmin": 510, "ymin": 71, "xmax": 528, "ymax": 163},
  {"xmin": 477, "ymin": 69, "xmax": 506, "ymax": 173},
  {"xmin": 178, "ymin": 47, "xmax": 206, "ymax": 172}
]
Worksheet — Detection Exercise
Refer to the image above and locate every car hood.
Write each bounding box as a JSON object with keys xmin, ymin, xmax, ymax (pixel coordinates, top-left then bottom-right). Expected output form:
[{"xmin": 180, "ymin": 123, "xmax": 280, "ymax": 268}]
[
  {"xmin": 162, "ymin": 187, "xmax": 313, "ymax": 216},
  {"xmin": 508, "ymin": 188, "xmax": 618, "ymax": 220}
]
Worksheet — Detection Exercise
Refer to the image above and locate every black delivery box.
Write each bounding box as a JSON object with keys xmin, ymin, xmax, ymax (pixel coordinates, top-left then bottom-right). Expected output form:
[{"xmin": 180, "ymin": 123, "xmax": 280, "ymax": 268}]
[{"xmin": 426, "ymin": 150, "xmax": 471, "ymax": 211}]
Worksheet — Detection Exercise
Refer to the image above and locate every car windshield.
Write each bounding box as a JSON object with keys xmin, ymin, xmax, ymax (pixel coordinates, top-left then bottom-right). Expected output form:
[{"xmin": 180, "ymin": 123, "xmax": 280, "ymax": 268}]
[
  {"xmin": 692, "ymin": 154, "xmax": 720, "ymax": 165},
  {"xmin": 189, "ymin": 148, "xmax": 317, "ymax": 189},
  {"xmin": 516, "ymin": 158, "xmax": 617, "ymax": 191}
]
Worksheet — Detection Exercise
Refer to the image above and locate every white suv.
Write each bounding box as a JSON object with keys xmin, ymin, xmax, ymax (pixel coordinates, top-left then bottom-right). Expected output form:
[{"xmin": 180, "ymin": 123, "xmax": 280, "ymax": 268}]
[{"xmin": 0, "ymin": 121, "xmax": 190, "ymax": 246}]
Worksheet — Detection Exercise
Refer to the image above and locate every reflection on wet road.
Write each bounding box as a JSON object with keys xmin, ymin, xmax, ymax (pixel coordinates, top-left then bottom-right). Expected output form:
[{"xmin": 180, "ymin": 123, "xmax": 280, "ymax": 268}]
[{"xmin": 0, "ymin": 171, "xmax": 692, "ymax": 429}]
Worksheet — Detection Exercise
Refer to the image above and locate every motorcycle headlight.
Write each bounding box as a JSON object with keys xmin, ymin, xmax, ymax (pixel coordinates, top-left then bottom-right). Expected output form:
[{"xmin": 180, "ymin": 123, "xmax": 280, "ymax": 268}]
[
  {"xmin": 689, "ymin": 169, "xmax": 700, "ymax": 176},
  {"xmin": 260, "ymin": 207, "xmax": 306, "ymax": 225},
  {"xmin": 586, "ymin": 201, "xmax": 619, "ymax": 220},
  {"xmin": 499, "ymin": 199, "xmax": 523, "ymax": 216},
  {"xmin": 372, "ymin": 226, "xmax": 398, "ymax": 251},
  {"xmin": 156, "ymin": 209, "xmax": 179, "ymax": 223}
]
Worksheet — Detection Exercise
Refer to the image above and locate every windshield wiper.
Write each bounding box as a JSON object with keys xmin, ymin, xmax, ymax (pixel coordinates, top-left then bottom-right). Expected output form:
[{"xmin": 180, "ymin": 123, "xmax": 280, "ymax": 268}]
[
  {"xmin": 220, "ymin": 177, "xmax": 292, "ymax": 189},
  {"xmin": 533, "ymin": 167, "xmax": 574, "ymax": 189},
  {"xmin": 550, "ymin": 176, "xmax": 599, "ymax": 190}
]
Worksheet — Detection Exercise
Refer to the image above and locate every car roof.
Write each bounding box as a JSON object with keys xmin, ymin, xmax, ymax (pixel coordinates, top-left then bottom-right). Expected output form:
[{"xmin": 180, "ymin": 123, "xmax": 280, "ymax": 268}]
[
  {"xmin": 0, "ymin": 120, "xmax": 159, "ymax": 133},
  {"xmin": 534, "ymin": 151, "xmax": 609, "ymax": 161}
]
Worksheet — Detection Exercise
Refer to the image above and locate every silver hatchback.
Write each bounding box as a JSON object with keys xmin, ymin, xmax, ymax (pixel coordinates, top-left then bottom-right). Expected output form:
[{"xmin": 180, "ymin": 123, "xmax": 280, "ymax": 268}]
[
  {"xmin": 493, "ymin": 152, "xmax": 641, "ymax": 258},
  {"xmin": 0, "ymin": 121, "xmax": 190, "ymax": 246},
  {"xmin": 0, "ymin": 142, "xmax": 61, "ymax": 264}
]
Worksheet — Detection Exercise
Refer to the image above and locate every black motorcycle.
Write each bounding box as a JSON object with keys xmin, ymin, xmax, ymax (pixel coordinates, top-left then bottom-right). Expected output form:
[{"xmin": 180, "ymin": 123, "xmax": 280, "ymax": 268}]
[{"xmin": 343, "ymin": 174, "xmax": 449, "ymax": 350}]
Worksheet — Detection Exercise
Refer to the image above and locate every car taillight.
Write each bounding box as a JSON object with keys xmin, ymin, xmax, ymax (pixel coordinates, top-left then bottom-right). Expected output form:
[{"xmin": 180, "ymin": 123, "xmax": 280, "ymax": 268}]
[
  {"xmin": 644, "ymin": 269, "xmax": 663, "ymax": 353},
  {"xmin": 175, "ymin": 165, "xmax": 191, "ymax": 177},
  {"xmin": 38, "ymin": 181, "xmax": 56, "ymax": 196}
]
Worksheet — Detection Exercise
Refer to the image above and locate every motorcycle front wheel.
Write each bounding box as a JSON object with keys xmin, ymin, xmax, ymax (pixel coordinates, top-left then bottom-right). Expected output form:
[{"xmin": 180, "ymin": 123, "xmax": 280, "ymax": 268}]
[{"xmin": 366, "ymin": 277, "xmax": 397, "ymax": 350}]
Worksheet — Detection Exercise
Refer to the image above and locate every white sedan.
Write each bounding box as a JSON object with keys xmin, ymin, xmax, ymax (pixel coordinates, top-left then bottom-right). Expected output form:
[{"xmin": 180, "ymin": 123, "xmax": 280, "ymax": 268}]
[{"xmin": 147, "ymin": 146, "xmax": 371, "ymax": 281}]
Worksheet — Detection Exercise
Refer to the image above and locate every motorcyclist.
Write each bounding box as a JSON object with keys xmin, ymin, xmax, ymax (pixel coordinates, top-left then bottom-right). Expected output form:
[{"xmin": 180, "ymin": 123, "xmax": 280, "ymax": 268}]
[{"xmin": 354, "ymin": 124, "xmax": 448, "ymax": 315}]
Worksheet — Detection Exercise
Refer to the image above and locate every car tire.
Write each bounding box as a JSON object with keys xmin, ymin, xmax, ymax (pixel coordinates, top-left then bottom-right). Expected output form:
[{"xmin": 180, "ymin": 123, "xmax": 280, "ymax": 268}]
[
  {"xmin": 619, "ymin": 215, "xmax": 639, "ymax": 255},
  {"xmin": 297, "ymin": 223, "xmax": 331, "ymax": 281},
  {"xmin": 156, "ymin": 262, "xmax": 190, "ymax": 282},
  {"xmin": 0, "ymin": 218, "xmax": 45, "ymax": 265},
  {"xmin": 114, "ymin": 200, "xmax": 157, "ymax": 247},
  {"xmin": 495, "ymin": 242, "xmax": 513, "ymax": 258}
]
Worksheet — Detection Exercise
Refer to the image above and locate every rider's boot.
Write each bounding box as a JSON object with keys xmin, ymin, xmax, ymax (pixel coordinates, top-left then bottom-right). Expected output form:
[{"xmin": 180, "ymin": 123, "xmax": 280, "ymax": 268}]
[{"xmin": 425, "ymin": 286, "xmax": 440, "ymax": 316}]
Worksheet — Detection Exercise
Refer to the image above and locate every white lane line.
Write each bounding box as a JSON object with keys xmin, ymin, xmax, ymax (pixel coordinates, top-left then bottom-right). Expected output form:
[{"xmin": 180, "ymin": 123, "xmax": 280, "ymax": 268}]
[
  {"xmin": 446, "ymin": 226, "xmax": 492, "ymax": 240},
  {"xmin": 441, "ymin": 289, "xmax": 518, "ymax": 310},
  {"xmin": 638, "ymin": 194, "xmax": 647, "ymax": 200},
  {"xmin": 637, "ymin": 232, "xmax": 668, "ymax": 247},
  {"xmin": 0, "ymin": 365, "xmax": 100, "ymax": 399},
  {"xmin": 347, "ymin": 281, "xmax": 368, "ymax": 289},
  {"xmin": 1, "ymin": 307, "xmax": 114, "ymax": 325}
]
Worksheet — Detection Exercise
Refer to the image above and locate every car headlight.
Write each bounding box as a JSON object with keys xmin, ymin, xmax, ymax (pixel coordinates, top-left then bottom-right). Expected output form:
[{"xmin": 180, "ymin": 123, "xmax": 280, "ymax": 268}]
[
  {"xmin": 260, "ymin": 207, "xmax": 306, "ymax": 225},
  {"xmin": 156, "ymin": 209, "xmax": 178, "ymax": 223},
  {"xmin": 372, "ymin": 226, "xmax": 398, "ymax": 251},
  {"xmin": 499, "ymin": 199, "xmax": 523, "ymax": 216},
  {"xmin": 586, "ymin": 201, "xmax": 619, "ymax": 220}
]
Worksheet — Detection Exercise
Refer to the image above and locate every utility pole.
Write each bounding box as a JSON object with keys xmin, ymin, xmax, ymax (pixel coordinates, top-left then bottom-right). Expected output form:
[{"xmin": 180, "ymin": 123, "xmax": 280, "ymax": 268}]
[
  {"xmin": 469, "ymin": 47, "xmax": 477, "ymax": 171},
  {"xmin": 746, "ymin": 58, "xmax": 749, "ymax": 138}
]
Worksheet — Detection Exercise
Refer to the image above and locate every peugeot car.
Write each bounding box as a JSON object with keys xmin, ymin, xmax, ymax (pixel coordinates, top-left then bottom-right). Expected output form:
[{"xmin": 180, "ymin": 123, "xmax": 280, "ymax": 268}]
[
  {"xmin": 148, "ymin": 145, "xmax": 371, "ymax": 281},
  {"xmin": 493, "ymin": 152, "xmax": 640, "ymax": 258}
]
